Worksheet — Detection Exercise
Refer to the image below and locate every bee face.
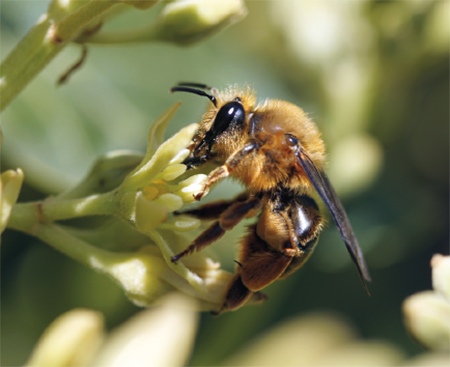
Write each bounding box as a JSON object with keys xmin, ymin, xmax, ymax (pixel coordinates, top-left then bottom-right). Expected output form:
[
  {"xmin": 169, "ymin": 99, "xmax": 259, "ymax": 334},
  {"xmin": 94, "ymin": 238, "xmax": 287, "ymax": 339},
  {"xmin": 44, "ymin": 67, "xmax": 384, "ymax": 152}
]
[
  {"xmin": 170, "ymin": 83, "xmax": 371, "ymax": 313},
  {"xmin": 193, "ymin": 99, "xmax": 247, "ymax": 160},
  {"xmin": 173, "ymin": 85, "xmax": 257, "ymax": 168}
]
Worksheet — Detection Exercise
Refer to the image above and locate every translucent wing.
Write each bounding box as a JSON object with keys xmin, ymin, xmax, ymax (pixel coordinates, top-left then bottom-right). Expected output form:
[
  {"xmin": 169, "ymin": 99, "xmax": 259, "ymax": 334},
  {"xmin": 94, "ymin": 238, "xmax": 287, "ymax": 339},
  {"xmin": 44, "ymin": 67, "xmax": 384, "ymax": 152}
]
[{"xmin": 296, "ymin": 149, "xmax": 371, "ymax": 293}]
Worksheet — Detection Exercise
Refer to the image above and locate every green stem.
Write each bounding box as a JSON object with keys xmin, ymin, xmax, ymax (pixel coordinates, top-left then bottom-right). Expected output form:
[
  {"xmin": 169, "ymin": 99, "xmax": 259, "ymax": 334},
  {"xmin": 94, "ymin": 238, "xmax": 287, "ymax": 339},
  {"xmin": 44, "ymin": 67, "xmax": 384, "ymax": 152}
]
[
  {"xmin": 0, "ymin": 0, "xmax": 119, "ymax": 112},
  {"xmin": 77, "ymin": 26, "xmax": 158, "ymax": 44},
  {"xmin": 54, "ymin": 1, "xmax": 116, "ymax": 42},
  {"xmin": 0, "ymin": 19, "xmax": 64, "ymax": 111},
  {"xmin": 7, "ymin": 191, "xmax": 117, "ymax": 233},
  {"xmin": 35, "ymin": 222, "xmax": 120, "ymax": 266},
  {"xmin": 43, "ymin": 191, "xmax": 118, "ymax": 220},
  {"xmin": 147, "ymin": 230, "xmax": 207, "ymax": 293}
]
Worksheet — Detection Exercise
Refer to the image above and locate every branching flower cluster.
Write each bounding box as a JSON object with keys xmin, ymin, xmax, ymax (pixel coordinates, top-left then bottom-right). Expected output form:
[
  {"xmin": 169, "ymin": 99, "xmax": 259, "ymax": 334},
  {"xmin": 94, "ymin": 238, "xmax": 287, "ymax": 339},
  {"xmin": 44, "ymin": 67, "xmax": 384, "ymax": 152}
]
[
  {"xmin": 2, "ymin": 102, "xmax": 264, "ymax": 312},
  {"xmin": 1, "ymin": 0, "xmax": 252, "ymax": 313}
]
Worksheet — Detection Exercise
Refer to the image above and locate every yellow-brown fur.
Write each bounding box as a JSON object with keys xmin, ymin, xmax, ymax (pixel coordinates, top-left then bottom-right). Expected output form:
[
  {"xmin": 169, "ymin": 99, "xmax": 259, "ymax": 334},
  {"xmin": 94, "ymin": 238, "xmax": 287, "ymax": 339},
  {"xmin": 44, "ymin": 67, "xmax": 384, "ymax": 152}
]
[
  {"xmin": 193, "ymin": 86, "xmax": 326, "ymax": 194},
  {"xmin": 171, "ymin": 83, "xmax": 370, "ymax": 313}
]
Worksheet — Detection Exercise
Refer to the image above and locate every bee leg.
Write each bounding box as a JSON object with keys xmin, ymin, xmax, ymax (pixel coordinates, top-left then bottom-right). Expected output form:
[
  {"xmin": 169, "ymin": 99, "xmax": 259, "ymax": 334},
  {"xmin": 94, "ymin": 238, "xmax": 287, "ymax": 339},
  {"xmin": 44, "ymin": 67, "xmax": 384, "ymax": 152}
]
[
  {"xmin": 217, "ymin": 274, "xmax": 268, "ymax": 313},
  {"xmin": 278, "ymin": 237, "xmax": 319, "ymax": 280},
  {"xmin": 240, "ymin": 250, "xmax": 293, "ymax": 292},
  {"xmin": 221, "ymin": 274, "xmax": 253, "ymax": 312},
  {"xmin": 194, "ymin": 142, "xmax": 260, "ymax": 201},
  {"xmin": 277, "ymin": 196, "xmax": 322, "ymax": 279},
  {"xmin": 171, "ymin": 197, "xmax": 262, "ymax": 263},
  {"xmin": 193, "ymin": 166, "xmax": 229, "ymax": 201},
  {"xmin": 239, "ymin": 225, "xmax": 293, "ymax": 292},
  {"xmin": 220, "ymin": 227, "xmax": 291, "ymax": 312},
  {"xmin": 175, "ymin": 192, "xmax": 250, "ymax": 220}
]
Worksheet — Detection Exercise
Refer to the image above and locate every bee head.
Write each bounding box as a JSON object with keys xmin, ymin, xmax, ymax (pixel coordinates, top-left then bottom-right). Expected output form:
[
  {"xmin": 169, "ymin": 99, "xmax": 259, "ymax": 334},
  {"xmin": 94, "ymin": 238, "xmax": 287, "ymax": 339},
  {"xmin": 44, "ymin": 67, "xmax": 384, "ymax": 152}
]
[{"xmin": 171, "ymin": 84, "xmax": 250, "ymax": 168}]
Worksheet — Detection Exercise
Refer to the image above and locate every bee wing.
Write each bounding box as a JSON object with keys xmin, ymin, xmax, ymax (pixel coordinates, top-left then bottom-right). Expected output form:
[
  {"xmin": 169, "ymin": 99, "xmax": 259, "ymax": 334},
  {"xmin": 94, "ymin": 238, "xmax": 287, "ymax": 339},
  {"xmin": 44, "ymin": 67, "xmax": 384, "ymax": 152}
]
[{"xmin": 296, "ymin": 149, "xmax": 371, "ymax": 292}]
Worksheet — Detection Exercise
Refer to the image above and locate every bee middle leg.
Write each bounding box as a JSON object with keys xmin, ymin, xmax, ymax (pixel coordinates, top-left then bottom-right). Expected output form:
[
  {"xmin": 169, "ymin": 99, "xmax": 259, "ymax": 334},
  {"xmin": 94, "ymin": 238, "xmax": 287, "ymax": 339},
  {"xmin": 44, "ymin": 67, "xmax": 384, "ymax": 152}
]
[
  {"xmin": 174, "ymin": 192, "xmax": 250, "ymax": 220},
  {"xmin": 171, "ymin": 196, "xmax": 262, "ymax": 263}
]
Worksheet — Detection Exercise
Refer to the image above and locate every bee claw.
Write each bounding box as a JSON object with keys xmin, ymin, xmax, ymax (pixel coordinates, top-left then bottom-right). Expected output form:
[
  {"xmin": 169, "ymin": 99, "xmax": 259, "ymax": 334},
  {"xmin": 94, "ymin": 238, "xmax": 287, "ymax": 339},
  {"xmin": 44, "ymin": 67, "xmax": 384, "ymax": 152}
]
[{"xmin": 194, "ymin": 192, "xmax": 204, "ymax": 201}]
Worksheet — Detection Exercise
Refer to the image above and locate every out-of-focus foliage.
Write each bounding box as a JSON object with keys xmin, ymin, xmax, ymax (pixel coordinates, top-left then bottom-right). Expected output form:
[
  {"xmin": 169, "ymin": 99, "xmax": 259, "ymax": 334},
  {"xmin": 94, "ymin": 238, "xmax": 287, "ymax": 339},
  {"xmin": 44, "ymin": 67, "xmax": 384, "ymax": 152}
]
[
  {"xmin": 1, "ymin": 1, "xmax": 448, "ymax": 366},
  {"xmin": 26, "ymin": 294, "xmax": 199, "ymax": 367},
  {"xmin": 25, "ymin": 296, "xmax": 449, "ymax": 367}
]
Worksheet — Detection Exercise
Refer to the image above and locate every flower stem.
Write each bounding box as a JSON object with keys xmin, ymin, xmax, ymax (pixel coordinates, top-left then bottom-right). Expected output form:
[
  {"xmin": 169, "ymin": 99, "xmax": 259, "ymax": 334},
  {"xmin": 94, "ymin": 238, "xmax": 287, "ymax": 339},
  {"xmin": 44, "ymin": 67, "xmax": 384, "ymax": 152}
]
[
  {"xmin": 53, "ymin": 1, "xmax": 115, "ymax": 42},
  {"xmin": 7, "ymin": 191, "xmax": 118, "ymax": 234},
  {"xmin": 0, "ymin": 19, "xmax": 64, "ymax": 111},
  {"xmin": 35, "ymin": 222, "xmax": 119, "ymax": 266},
  {"xmin": 0, "ymin": 0, "xmax": 118, "ymax": 112}
]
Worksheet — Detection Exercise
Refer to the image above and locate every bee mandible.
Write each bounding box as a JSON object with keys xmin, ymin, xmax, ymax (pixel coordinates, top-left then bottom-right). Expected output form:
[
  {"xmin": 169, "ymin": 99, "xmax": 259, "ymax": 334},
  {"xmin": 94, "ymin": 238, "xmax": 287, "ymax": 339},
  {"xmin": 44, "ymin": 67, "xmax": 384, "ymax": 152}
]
[{"xmin": 170, "ymin": 82, "xmax": 371, "ymax": 313}]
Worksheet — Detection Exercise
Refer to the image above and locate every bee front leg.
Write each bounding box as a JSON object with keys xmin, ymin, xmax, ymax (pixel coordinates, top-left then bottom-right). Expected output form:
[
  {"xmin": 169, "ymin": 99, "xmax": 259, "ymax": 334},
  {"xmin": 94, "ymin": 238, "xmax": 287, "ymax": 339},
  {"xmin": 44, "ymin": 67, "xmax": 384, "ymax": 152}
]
[
  {"xmin": 171, "ymin": 197, "xmax": 262, "ymax": 263},
  {"xmin": 194, "ymin": 142, "xmax": 260, "ymax": 201},
  {"xmin": 193, "ymin": 166, "xmax": 229, "ymax": 201}
]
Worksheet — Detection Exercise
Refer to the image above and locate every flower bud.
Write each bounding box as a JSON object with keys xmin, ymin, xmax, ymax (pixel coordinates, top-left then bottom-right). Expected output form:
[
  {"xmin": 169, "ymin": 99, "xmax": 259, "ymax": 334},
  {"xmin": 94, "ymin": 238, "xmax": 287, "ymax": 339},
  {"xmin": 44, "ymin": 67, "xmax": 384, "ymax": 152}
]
[
  {"xmin": 423, "ymin": 1, "xmax": 450, "ymax": 56},
  {"xmin": 403, "ymin": 291, "xmax": 450, "ymax": 351},
  {"xmin": 159, "ymin": 163, "xmax": 187, "ymax": 181},
  {"xmin": 26, "ymin": 309, "xmax": 104, "ymax": 367},
  {"xmin": 174, "ymin": 174, "xmax": 208, "ymax": 203},
  {"xmin": 120, "ymin": 0, "xmax": 160, "ymax": 10},
  {"xmin": 92, "ymin": 294, "xmax": 198, "ymax": 367},
  {"xmin": 151, "ymin": 0, "xmax": 247, "ymax": 45},
  {"xmin": 1, "ymin": 168, "xmax": 24, "ymax": 233},
  {"xmin": 431, "ymin": 254, "xmax": 450, "ymax": 300}
]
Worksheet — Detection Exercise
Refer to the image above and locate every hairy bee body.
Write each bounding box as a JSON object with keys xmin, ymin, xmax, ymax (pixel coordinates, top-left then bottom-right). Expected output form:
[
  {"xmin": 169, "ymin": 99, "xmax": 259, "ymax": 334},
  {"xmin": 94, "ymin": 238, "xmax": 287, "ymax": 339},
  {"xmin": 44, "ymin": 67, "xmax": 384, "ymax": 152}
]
[{"xmin": 171, "ymin": 83, "xmax": 370, "ymax": 313}]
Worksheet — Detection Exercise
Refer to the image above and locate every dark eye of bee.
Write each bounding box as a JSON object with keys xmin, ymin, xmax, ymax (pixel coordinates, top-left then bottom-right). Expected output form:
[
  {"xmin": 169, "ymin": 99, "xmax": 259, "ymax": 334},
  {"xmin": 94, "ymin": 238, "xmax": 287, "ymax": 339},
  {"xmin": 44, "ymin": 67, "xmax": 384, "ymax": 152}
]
[
  {"xmin": 286, "ymin": 134, "xmax": 298, "ymax": 147},
  {"xmin": 210, "ymin": 101, "xmax": 245, "ymax": 138}
]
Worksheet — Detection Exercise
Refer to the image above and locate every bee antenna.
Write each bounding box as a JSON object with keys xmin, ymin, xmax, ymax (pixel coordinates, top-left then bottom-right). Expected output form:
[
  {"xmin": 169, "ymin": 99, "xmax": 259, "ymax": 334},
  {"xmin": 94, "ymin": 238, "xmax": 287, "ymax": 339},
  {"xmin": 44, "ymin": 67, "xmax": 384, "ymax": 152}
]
[
  {"xmin": 177, "ymin": 82, "xmax": 215, "ymax": 91},
  {"xmin": 171, "ymin": 86, "xmax": 217, "ymax": 107}
]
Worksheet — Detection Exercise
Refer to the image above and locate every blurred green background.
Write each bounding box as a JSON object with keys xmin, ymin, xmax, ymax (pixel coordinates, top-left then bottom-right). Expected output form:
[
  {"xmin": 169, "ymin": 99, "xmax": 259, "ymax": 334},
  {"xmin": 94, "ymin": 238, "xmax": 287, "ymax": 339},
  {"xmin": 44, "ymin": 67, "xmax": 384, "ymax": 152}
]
[{"xmin": 1, "ymin": 1, "xmax": 448, "ymax": 365}]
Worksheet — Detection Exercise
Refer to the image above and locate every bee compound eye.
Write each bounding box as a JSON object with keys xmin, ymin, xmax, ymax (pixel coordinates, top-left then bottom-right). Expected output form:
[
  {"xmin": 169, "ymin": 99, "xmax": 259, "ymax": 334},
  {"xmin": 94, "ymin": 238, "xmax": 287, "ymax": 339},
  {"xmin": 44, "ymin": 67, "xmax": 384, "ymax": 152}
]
[
  {"xmin": 286, "ymin": 134, "xmax": 298, "ymax": 147},
  {"xmin": 211, "ymin": 101, "xmax": 245, "ymax": 137}
]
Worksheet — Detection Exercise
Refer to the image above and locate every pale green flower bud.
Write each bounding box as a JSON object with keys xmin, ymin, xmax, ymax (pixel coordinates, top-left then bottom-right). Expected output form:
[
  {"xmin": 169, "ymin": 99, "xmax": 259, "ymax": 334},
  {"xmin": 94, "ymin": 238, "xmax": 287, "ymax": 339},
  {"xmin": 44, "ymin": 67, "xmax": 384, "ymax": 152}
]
[
  {"xmin": 169, "ymin": 148, "xmax": 191, "ymax": 165},
  {"xmin": 159, "ymin": 163, "xmax": 187, "ymax": 181},
  {"xmin": 118, "ymin": 102, "xmax": 209, "ymax": 236},
  {"xmin": 1, "ymin": 168, "xmax": 24, "ymax": 233},
  {"xmin": 160, "ymin": 216, "xmax": 201, "ymax": 232},
  {"xmin": 432, "ymin": 254, "xmax": 450, "ymax": 300},
  {"xmin": 25, "ymin": 309, "xmax": 104, "ymax": 367},
  {"xmin": 26, "ymin": 295, "xmax": 199, "ymax": 367},
  {"xmin": 223, "ymin": 312, "xmax": 404, "ymax": 366},
  {"xmin": 120, "ymin": 0, "xmax": 160, "ymax": 10},
  {"xmin": 422, "ymin": 1, "xmax": 450, "ymax": 56},
  {"xmin": 134, "ymin": 188, "xmax": 189, "ymax": 233},
  {"xmin": 403, "ymin": 291, "xmax": 450, "ymax": 351},
  {"xmin": 174, "ymin": 174, "xmax": 208, "ymax": 203},
  {"xmin": 151, "ymin": 0, "xmax": 247, "ymax": 45},
  {"xmin": 86, "ymin": 242, "xmax": 262, "ymax": 310},
  {"xmin": 92, "ymin": 294, "xmax": 198, "ymax": 367},
  {"xmin": 66, "ymin": 0, "xmax": 246, "ymax": 46}
]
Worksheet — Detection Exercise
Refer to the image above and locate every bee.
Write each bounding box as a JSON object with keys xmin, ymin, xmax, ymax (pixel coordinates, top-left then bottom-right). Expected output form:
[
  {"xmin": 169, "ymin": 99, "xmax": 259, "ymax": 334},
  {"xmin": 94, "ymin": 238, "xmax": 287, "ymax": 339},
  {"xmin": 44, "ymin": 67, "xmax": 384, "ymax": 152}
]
[{"xmin": 170, "ymin": 82, "xmax": 371, "ymax": 313}]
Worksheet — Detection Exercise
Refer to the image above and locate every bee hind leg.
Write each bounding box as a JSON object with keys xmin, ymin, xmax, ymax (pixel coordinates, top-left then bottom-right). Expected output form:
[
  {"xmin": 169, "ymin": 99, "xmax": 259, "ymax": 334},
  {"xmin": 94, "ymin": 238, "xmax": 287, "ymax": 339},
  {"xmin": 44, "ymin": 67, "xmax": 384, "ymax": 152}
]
[
  {"xmin": 219, "ymin": 225, "xmax": 293, "ymax": 312},
  {"xmin": 214, "ymin": 274, "xmax": 268, "ymax": 314}
]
